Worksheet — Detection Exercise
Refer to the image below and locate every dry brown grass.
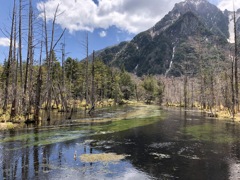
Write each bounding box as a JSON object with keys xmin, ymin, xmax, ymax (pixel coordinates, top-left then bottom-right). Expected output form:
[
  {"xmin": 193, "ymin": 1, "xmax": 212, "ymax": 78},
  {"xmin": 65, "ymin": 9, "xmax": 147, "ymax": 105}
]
[
  {"xmin": 0, "ymin": 122, "xmax": 16, "ymax": 130},
  {"xmin": 80, "ymin": 153, "xmax": 126, "ymax": 163}
]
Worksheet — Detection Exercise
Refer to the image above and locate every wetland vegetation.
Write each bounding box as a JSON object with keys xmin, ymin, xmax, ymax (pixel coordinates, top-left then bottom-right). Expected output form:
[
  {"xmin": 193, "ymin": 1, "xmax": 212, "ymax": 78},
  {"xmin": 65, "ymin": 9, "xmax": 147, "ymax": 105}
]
[
  {"xmin": 1, "ymin": 0, "xmax": 240, "ymax": 179},
  {"xmin": 1, "ymin": 106, "xmax": 240, "ymax": 179}
]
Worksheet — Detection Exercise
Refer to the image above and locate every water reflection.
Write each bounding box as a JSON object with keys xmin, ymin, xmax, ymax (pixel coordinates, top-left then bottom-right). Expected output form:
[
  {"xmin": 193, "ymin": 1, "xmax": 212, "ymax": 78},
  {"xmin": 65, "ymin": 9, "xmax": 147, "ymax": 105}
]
[{"xmin": 2, "ymin": 108, "xmax": 240, "ymax": 179}]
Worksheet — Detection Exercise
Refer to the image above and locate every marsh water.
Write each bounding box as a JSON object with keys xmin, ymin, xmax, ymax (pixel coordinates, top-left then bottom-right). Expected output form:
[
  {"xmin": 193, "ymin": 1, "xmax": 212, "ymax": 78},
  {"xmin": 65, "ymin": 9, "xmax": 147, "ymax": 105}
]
[{"xmin": 1, "ymin": 105, "xmax": 240, "ymax": 180}]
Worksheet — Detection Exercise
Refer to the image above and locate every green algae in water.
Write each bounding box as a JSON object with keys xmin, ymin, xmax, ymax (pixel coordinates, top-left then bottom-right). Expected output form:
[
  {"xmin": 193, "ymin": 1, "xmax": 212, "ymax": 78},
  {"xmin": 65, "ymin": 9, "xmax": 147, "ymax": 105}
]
[
  {"xmin": 1, "ymin": 130, "xmax": 88, "ymax": 151},
  {"xmin": 0, "ymin": 128, "xmax": 87, "ymax": 143},
  {"xmin": 183, "ymin": 123, "xmax": 237, "ymax": 143},
  {"xmin": 91, "ymin": 116, "xmax": 161, "ymax": 134},
  {"xmin": 0, "ymin": 107, "xmax": 163, "ymax": 150}
]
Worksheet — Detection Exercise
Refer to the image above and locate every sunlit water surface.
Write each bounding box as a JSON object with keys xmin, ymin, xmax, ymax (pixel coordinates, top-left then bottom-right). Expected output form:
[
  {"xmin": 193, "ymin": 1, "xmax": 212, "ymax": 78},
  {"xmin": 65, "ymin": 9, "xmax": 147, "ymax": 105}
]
[{"xmin": 1, "ymin": 106, "xmax": 240, "ymax": 180}]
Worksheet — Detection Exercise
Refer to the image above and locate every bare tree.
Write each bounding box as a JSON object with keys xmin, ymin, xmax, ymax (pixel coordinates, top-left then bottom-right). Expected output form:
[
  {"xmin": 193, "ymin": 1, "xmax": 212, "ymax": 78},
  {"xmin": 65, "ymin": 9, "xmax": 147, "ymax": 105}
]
[
  {"xmin": 233, "ymin": 8, "xmax": 239, "ymax": 111},
  {"xmin": 44, "ymin": 4, "xmax": 66, "ymax": 121},
  {"xmin": 18, "ymin": 0, "xmax": 23, "ymax": 89},
  {"xmin": 33, "ymin": 39, "xmax": 43, "ymax": 124},
  {"xmin": 85, "ymin": 33, "xmax": 89, "ymax": 110},
  {"xmin": 23, "ymin": 0, "xmax": 34, "ymax": 118},
  {"xmin": 88, "ymin": 50, "xmax": 95, "ymax": 115},
  {"xmin": 3, "ymin": 0, "xmax": 16, "ymax": 113},
  {"xmin": 10, "ymin": 3, "xmax": 18, "ymax": 119}
]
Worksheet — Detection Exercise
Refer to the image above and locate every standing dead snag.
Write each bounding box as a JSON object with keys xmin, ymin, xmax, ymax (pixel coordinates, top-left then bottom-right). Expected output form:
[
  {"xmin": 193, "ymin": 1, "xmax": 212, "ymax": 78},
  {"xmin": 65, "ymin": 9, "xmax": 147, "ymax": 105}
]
[
  {"xmin": 10, "ymin": 2, "xmax": 18, "ymax": 119},
  {"xmin": 58, "ymin": 42, "xmax": 68, "ymax": 112},
  {"xmin": 85, "ymin": 33, "xmax": 89, "ymax": 111},
  {"xmin": 44, "ymin": 4, "xmax": 66, "ymax": 121},
  {"xmin": 233, "ymin": 9, "xmax": 239, "ymax": 112},
  {"xmin": 34, "ymin": 36, "xmax": 43, "ymax": 124},
  {"xmin": 46, "ymin": 5, "xmax": 59, "ymax": 121},
  {"xmin": 18, "ymin": 0, "xmax": 23, "ymax": 90},
  {"xmin": 3, "ymin": 0, "xmax": 16, "ymax": 114},
  {"xmin": 89, "ymin": 50, "xmax": 95, "ymax": 115},
  {"xmin": 23, "ymin": 0, "xmax": 34, "ymax": 119}
]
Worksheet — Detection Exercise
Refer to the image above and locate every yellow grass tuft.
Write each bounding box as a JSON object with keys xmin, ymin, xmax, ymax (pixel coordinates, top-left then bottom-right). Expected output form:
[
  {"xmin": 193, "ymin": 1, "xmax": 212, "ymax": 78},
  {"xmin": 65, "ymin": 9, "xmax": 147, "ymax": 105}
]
[
  {"xmin": 80, "ymin": 153, "xmax": 126, "ymax": 163},
  {"xmin": 0, "ymin": 122, "xmax": 16, "ymax": 130}
]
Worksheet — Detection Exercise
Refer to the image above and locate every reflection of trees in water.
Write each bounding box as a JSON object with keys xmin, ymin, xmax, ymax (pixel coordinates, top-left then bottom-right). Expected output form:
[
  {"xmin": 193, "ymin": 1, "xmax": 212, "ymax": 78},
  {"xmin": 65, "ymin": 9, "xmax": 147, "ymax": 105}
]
[
  {"xmin": 226, "ymin": 122, "xmax": 240, "ymax": 160},
  {"xmin": 34, "ymin": 129, "xmax": 39, "ymax": 176},
  {"xmin": 2, "ymin": 130, "xmax": 19, "ymax": 179},
  {"xmin": 22, "ymin": 145, "xmax": 29, "ymax": 179},
  {"xmin": 0, "ymin": 128, "xmax": 102, "ymax": 179},
  {"xmin": 1, "ymin": 129, "xmax": 60, "ymax": 179}
]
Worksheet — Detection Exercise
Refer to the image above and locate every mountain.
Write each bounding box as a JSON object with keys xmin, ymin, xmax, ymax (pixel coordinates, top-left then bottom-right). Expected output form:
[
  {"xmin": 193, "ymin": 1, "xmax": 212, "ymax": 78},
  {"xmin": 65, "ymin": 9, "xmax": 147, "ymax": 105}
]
[{"xmin": 97, "ymin": 0, "xmax": 240, "ymax": 76}]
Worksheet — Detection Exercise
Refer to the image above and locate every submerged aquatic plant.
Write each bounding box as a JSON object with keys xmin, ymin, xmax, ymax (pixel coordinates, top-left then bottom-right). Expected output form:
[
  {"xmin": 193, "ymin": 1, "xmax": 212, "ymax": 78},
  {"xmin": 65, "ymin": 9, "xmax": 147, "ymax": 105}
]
[
  {"xmin": 80, "ymin": 153, "xmax": 127, "ymax": 163},
  {"xmin": 0, "ymin": 105, "xmax": 163, "ymax": 150},
  {"xmin": 183, "ymin": 123, "xmax": 238, "ymax": 144}
]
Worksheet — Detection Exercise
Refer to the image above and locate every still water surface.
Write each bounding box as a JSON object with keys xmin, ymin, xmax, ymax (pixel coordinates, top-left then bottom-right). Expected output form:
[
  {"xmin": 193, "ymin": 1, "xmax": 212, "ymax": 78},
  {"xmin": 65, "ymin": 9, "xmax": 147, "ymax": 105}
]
[{"xmin": 0, "ymin": 106, "xmax": 240, "ymax": 180}]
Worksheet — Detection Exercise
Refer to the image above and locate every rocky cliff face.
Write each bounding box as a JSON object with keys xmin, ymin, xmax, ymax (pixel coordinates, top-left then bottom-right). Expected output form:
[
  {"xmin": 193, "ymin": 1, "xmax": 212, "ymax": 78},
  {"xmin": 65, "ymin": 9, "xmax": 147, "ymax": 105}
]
[{"xmin": 97, "ymin": 0, "xmax": 240, "ymax": 76}]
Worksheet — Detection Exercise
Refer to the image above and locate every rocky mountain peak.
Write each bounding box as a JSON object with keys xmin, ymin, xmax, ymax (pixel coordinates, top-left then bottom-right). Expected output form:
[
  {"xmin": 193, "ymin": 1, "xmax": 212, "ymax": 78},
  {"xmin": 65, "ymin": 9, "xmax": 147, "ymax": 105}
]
[
  {"xmin": 96, "ymin": 0, "xmax": 236, "ymax": 76},
  {"xmin": 151, "ymin": 0, "xmax": 229, "ymax": 39}
]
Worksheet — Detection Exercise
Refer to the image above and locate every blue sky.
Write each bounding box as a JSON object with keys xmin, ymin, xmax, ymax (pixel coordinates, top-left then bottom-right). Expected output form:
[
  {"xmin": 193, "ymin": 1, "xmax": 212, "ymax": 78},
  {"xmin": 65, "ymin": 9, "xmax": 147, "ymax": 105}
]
[{"xmin": 0, "ymin": 0, "xmax": 238, "ymax": 63}]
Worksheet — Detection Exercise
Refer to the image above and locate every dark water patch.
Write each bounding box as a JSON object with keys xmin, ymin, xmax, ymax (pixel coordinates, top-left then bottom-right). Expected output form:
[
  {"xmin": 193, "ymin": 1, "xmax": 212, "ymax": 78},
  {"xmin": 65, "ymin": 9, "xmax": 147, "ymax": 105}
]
[
  {"xmin": 182, "ymin": 123, "xmax": 240, "ymax": 143},
  {"xmin": 1, "ymin": 107, "xmax": 240, "ymax": 179}
]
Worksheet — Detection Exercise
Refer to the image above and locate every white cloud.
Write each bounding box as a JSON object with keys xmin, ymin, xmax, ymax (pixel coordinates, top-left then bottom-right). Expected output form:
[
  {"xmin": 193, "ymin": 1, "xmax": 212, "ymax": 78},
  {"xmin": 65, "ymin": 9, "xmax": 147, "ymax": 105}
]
[
  {"xmin": 0, "ymin": 37, "xmax": 10, "ymax": 47},
  {"xmin": 37, "ymin": 0, "xmax": 182, "ymax": 34},
  {"xmin": 218, "ymin": 0, "xmax": 240, "ymax": 11},
  {"xmin": 99, "ymin": 30, "xmax": 107, "ymax": 37}
]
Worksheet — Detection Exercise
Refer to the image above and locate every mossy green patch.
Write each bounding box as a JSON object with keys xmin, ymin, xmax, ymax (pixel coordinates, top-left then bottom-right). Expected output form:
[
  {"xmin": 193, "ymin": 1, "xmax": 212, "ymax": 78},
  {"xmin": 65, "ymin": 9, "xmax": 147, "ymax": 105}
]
[
  {"xmin": 0, "ymin": 105, "xmax": 163, "ymax": 150},
  {"xmin": 1, "ymin": 129, "xmax": 88, "ymax": 150},
  {"xmin": 183, "ymin": 123, "xmax": 238, "ymax": 144},
  {"xmin": 91, "ymin": 116, "xmax": 161, "ymax": 134}
]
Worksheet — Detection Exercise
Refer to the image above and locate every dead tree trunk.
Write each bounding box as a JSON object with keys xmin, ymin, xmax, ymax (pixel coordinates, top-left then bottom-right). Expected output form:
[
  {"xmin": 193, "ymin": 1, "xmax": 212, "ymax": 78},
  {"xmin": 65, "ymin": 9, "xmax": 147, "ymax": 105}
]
[
  {"xmin": 19, "ymin": 0, "xmax": 23, "ymax": 91},
  {"xmin": 91, "ymin": 50, "xmax": 95, "ymax": 106},
  {"xmin": 210, "ymin": 74, "xmax": 215, "ymax": 113},
  {"xmin": 34, "ymin": 37, "xmax": 43, "ymax": 124},
  {"xmin": 3, "ymin": 0, "xmax": 16, "ymax": 114},
  {"xmin": 85, "ymin": 33, "xmax": 89, "ymax": 111},
  {"xmin": 23, "ymin": 0, "xmax": 33, "ymax": 117},
  {"xmin": 44, "ymin": 4, "xmax": 65, "ymax": 120},
  {"xmin": 88, "ymin": 50, "xmax": 95, "ymax": 115},
  {"xmin": 46, "ymin": 5, "xmax": 59, "ymax": 121},
  {"xmin": 10, "ymin": 6, "xmax": 18, "ymax": 120},
  {"xmin": 231, "ymin": 52, "xmax": 235, "ymax": 118},
  {"xmin": 59, "ymin": 42, "xmax": 68, "ymax": 112},
  {"xmin": 234, "ymin": 10, "xmax": 239, "ymax": 112}
]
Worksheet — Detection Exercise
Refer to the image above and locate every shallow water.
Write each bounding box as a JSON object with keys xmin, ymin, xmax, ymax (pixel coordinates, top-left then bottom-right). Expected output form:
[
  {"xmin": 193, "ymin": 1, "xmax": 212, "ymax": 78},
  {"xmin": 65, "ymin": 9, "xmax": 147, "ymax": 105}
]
[{"xmin": 1, "ymin": 106, "xmax": 240, "ymax": 179}]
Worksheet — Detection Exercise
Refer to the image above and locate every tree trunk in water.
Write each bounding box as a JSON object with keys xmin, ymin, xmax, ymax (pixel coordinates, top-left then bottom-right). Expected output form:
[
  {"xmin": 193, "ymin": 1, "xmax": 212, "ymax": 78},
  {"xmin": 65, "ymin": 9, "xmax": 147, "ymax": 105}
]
[
  {"xmin": 23, "ymin": 0, "xmax": 33, "ymax": 117},
  {"xmin": 3, "ymin": 0, "xmax": 16, "ymax": 114},
  {"xmin": 59, "ymin": 42, "xmax": 68, "ymax": 112},
  {"xmin": 91, "ymin": 50, "xmax": 95, "ymax": 106},
  {"xmin": 46, "ymin": 5, "xmax": 59, "ymax": 121},
  {"xmin": 88, "ymin": 50, "xmax": 95, "ymax": 115},
  {"xmin": 34, "ymin": 38, "xmax": 43, "ymax": 125},
  {"xmin": 85, "ymin": 33, "xmax": 89, "ymax": 111},
  {"xmin": 10, "ymin": 7, "xmax": 18, "ymax": 120},
  {"xmin": 34, "ymin": 66, "xmax": 42, "ymax": 124}
]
